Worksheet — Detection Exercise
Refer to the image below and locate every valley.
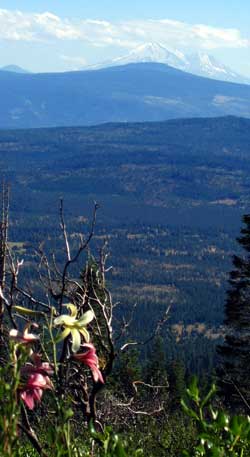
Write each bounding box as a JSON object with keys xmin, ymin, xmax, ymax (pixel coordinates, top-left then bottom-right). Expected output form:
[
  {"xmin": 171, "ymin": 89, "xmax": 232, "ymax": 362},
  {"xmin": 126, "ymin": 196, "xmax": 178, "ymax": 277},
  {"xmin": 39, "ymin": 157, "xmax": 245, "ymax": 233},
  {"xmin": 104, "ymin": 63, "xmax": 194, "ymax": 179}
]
[{"xmin": 1, "ymin": 115, "xmax": 249, "ymax": 372}]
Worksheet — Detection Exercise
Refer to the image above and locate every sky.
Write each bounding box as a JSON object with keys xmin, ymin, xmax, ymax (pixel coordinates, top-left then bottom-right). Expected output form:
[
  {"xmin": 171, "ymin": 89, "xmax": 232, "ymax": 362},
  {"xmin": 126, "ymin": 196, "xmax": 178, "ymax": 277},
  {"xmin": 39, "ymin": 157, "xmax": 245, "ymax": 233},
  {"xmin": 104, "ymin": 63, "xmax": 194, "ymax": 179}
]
[{"xmin": 0, "ymin": 0, "xmax": 249, "ymax": 75}]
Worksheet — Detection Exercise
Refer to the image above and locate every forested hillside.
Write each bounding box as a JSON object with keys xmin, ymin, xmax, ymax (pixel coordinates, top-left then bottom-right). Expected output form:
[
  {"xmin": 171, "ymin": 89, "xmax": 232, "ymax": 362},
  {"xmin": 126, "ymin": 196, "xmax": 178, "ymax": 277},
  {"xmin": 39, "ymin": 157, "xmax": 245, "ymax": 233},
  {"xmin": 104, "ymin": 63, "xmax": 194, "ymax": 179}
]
[
  {"xmin": 1, "ymin": 115, "xmax": 250, "ymax": 374},
  {"xmin": 0, "ymin": 63, "xmax": 250, "ymax": 128}
]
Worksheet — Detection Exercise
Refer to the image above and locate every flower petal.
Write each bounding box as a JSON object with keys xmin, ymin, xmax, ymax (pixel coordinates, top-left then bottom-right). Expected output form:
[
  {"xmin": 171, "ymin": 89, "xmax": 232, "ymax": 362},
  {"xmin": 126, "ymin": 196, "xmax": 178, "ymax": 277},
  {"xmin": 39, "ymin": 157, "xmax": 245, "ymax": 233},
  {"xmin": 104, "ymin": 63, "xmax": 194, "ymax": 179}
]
[
  {"xmin": 65, "ymin": 304, "xmax": 77, "ymax": 317},
  {"xmin": 55, "ymin": 327, "xmax": 71, "ymax": 343},
  {"xmin": 21, "ymin": 391, "xmax": 35, "ymax": 410},
  {"xmin": 92, "ymin": 366, "xmax": 104, "ymax": 384},
  {"xmin": 71, "ymin": 328, "xmax": 81, "ymax": 353},
  {"xmin": 9, "ymin": 329, "xmax": 19, "ymax": 338},
  {"xmin": 32, "ymin": 388, "xmax": 43, "ymax": 401},
  {"xmin": 77, "ymin": 310, "xmax": 94, "ymax": 327},
  {"xmin": 79, "ymin": 328, "xmax": 90, "ymax": 343},
  {"xmin": 27, "ymin": 373, "xmax": 47, "ymax": 388},
  {"xmin": 54, "ymin": 315, "xmax": 76, "ymax": 327},
  {"xmin": 82, "ymin": 343, "xmax": 96, "ymax": 351},
  {"xmin": 73, "ymin": 348, "xmax": 104, "ymax": 384}
]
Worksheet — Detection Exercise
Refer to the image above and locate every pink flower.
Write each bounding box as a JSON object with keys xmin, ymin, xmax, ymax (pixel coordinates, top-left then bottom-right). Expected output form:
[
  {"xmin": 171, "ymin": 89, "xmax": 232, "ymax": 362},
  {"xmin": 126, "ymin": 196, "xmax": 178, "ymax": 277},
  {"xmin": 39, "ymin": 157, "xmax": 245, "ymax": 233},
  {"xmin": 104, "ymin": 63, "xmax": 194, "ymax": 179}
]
[
  {"xmin": 20, "ymin": 373, "xmax": 53, "ymax": 410},
  {"xmin": 73, "ymin": 343, "xmax": 104, "ymax": 384},
  {"xmin": 20, "ymin": 354, "xmax": 54, "ymax": 410},
  {"xmin": 9, "ymin": 323, "xmax": 39, "ymax": 344},
  {"xmin": 21, "ymin": 353, "xmax": 54, "ymax": 377}
]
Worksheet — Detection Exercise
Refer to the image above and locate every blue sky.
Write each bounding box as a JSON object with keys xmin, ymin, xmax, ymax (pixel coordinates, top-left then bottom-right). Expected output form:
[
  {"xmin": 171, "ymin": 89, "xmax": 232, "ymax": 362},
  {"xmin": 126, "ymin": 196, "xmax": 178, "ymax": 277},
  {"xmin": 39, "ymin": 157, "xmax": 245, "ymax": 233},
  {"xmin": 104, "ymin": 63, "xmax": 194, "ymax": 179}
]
[
  {"xmin": 0, "ymin": 0, "xmax": 249, "ymax": 74},
  {"xmin": 0, "ymin": 0, "xmax": 248, "ymax": 27}
]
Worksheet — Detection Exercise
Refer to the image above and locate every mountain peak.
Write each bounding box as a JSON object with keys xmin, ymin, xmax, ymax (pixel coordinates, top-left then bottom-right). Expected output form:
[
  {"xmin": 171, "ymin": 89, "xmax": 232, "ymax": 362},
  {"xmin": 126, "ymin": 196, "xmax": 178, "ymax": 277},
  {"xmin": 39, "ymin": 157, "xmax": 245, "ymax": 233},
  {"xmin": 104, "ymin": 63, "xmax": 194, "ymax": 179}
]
[
  {"xmin": 85, "ymin": 42, "xmax": 249, "ymax": 85},
  {"xmin": 86, "ymin": 42, "xmax": 188, "ymax": 72},
  {"xmin": 119, "ymin": 42, "xmax": 187, "ymax": 65},
  {"xmin": 0, "ymin": 64, "xmax": 31, "ymax": 74}
]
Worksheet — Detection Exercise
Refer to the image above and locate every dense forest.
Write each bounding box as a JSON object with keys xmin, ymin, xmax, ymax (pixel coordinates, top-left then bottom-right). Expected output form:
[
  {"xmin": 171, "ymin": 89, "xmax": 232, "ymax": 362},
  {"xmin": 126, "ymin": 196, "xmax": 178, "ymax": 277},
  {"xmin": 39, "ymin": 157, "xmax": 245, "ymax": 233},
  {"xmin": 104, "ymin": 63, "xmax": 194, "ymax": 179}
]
[
  {"xmin": 0, "ymin": 115, "xmax": 250, "ymax": 455},
  {"xmin": 1, "ymin": 115, "xmax": 250, "ymax": 377}
]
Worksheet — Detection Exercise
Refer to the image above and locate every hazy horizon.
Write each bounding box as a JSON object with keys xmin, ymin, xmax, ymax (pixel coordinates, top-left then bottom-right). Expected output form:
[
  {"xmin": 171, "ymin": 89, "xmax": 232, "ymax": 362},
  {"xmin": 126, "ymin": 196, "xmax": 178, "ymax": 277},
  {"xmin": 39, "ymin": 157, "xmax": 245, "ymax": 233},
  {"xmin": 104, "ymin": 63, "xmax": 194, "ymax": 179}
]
[{"xmin": 0, "ymin": 0, "xmax": 249, "ymax": 76}]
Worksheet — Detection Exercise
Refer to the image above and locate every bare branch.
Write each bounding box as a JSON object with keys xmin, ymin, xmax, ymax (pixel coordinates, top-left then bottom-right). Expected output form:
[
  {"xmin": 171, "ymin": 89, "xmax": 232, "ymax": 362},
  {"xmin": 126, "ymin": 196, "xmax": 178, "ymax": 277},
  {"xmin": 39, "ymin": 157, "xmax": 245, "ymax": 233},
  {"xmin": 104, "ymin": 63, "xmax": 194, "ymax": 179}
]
[
  {"xmin": 0, "ymin": 286, "xmax": 17, "ymax": 328},
  {"xmin": 123, "ymin": 405, "xmax": 164, "ymax": 416},
  {"xmin": 58, "ymin": 202, "xmax": 99, "ymax": 313},
  {"xmin": 115, "ymin": 302, "xmax": 137, "ymax": 342},
  {"xmin": 60, "ymin": 198, "xmax": 71, "ymax": 262},
  {"xmin": 15, "ymin": 286, "xmax": 51, "ymax": 311},
  {"xmin": 120, "ymin": 305, "xmax": 171, "ymax": 352}
]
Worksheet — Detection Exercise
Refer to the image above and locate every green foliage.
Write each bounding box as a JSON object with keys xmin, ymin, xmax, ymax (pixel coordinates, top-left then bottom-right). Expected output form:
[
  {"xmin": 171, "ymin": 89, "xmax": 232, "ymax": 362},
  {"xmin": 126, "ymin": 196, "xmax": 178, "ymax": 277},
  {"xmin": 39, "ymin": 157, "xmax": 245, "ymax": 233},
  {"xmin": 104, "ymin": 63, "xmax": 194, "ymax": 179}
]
[
  {"xmin": 145, "ymin": 336, "xmax": 168, "ymax": 385},
  {"xmin": 168, "ymin": 358, "xmax": 186, "ymax": 407},
  {"xmin": 217, "ymin": 214, "xmax": 250, "ymax": 412},
  {"xmin": 0, "ymin": 343, "xmax": 28, "ymax": 457},
  {"xmin": 89, "ymin": 422, "xmax": 143, "ymax": 457},
  {"xmin": 182, "ymin": 378, "xmax": 250, "ymax": 457},
  {"xmin": 113, "ymin": 348, "xmax": 142, "ymax": 396},
  {"xmin": 0, "ymin": 365, "xmax": 21, "ymax": 456},
  {"xmin": 122, "ymin": 412, "xmax": 196, "ymax": 457}
]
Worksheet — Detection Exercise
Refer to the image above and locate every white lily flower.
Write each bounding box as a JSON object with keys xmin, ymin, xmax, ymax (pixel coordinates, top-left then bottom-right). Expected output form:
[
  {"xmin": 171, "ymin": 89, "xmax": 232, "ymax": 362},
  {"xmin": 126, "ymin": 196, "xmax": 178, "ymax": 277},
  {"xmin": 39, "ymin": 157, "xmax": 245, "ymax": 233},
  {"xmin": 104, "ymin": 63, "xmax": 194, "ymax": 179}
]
[{"xmin": 54, "ymin": 304, "xmax": 94, "ymax": 353}]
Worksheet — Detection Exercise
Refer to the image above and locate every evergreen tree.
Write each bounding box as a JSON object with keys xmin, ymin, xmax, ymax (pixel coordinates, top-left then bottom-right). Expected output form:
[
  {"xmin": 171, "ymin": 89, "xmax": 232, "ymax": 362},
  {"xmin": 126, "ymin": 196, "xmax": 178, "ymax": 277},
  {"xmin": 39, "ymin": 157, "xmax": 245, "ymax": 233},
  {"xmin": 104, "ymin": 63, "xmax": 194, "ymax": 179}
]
[
  {"xmin": 113, "ymin": 348, "xmax": 142, "ymax": 397},
  {"xmin": 217, "ymin": 214, "xmax": 250, "ymax": 411},
  {"xmin": 168, "ymin": 358, "xmax": 186, "ymax": 408},
  {"xmin": 145, "ymin": 336, "xmax": 168, "ymax": 386}
]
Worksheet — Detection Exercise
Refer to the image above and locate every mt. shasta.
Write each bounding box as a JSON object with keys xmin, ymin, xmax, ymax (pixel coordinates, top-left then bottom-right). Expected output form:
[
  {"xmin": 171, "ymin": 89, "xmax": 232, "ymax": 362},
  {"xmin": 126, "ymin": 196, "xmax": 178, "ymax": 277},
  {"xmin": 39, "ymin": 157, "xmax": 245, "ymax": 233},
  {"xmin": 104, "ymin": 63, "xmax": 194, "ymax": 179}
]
[{"xmin": 86, "ymin": 42, "xmax": 249, "ymax": 84}]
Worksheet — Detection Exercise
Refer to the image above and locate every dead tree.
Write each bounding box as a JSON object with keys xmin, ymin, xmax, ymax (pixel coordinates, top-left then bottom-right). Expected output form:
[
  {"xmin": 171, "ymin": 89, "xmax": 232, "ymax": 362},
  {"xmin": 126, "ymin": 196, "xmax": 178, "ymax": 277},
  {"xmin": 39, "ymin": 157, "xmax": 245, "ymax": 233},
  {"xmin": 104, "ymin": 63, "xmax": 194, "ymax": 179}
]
[
  {"xmin": 0, "ymin": 198, "xmax": 170, "ymax": 453},
  {"xmin": 0, "ymin": 182, "xmax": 9, "ymax": 332}
]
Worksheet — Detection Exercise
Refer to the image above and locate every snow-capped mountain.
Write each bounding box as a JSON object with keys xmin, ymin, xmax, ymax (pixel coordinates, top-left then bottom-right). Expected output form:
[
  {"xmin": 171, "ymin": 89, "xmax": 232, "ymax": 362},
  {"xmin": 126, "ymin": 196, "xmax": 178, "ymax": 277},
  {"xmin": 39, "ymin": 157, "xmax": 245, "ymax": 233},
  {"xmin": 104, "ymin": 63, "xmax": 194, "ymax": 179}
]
[
  {"xmin": 85, "ymin": 42, "xmax": 249, "ymax": 85},
  {"xmin": 186, "ymin": 53, "xmax": 248, "ymax": 84},
  {"xmin": 86, "ymin": 43, "xmax": 188, "ymax": 71},
  {"xmin": 99, "ymin": 43, "xmax": 188, "ymax": 70}
]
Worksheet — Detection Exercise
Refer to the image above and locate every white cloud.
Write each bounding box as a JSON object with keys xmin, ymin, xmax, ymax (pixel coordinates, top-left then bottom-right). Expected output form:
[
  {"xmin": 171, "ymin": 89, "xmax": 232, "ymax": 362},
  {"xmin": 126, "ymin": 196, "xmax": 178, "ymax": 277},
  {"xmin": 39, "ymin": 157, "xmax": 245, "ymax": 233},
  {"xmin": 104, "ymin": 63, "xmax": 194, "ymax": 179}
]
[
  {"xmin": 0, "ymin": 8, "xmax": 248, "ymax": 52},
  {"xmin": 0, "ymin": 9, "xmax": 83, "ymax": 41},
  {"xmin": 33, "ymin": 12, "xmax": 84, "ymax": 40},
  {"xmin": 0, "ymin": 9, "xmax": 35, "ymax": 41},
  {"xmin": 192, "ymin": 24, "xmax": 249, "ymax": 49},
  {"xmin": 60, "ymin": 54, "xmax": 87, "ymax": 68}
]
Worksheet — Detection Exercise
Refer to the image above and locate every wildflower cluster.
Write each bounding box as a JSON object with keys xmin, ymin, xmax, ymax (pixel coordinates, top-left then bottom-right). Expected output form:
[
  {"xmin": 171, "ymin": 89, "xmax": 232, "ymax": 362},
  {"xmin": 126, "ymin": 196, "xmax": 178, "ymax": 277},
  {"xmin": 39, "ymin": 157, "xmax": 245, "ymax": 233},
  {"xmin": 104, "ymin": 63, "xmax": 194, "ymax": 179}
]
[{"xmin": 9, "ymin": 304, "xmax": 104, "ymax": 411}]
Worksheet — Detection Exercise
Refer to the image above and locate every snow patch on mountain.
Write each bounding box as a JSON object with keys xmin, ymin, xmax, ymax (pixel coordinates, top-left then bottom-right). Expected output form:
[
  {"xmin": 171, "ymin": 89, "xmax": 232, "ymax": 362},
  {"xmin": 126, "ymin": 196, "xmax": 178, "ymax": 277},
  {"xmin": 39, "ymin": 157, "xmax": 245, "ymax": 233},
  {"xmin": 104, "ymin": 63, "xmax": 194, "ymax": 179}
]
[
  {"xmin": 186, "ymin": 53, "xmax": 245, "ymax": 83},
  {"xmin": 108, "ymin": 43, "xmax": 188, "ymax": 70},
  {"xmin": 85, "ymin": 42, "xmax": 250, "ymax": 85}
]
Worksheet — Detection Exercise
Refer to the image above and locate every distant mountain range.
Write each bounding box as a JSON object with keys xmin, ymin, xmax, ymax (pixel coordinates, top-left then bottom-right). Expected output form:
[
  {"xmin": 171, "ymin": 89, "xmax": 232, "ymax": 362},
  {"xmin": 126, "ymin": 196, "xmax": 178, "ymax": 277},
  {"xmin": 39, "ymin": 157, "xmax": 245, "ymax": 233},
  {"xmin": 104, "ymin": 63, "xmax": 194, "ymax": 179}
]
[
  {"xmin": 86, "ymin": 42, "xmax": 250, "ymax": 85},
  {"xmin": 0, "ymin": 65, "xmax": 30, "ymax": 74},
  {"xmin": 0, "ymin": 62, "xmax": 250, "ymax": 129},
  {"xmin": 1, "ymin": 44, "xmax": 247, "ymax": 85}
]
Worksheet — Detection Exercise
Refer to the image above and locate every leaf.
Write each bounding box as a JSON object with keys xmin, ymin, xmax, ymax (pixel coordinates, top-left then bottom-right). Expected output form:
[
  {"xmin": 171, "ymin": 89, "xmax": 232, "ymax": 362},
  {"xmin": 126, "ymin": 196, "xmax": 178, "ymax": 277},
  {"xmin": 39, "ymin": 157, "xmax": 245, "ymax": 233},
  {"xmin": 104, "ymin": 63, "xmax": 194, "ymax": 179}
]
[
  {"xmin": 209, "ymin": 446, "xmax": 222, "ymax": 457},
  {"xmin": 201, "ymin": 383, "xmax": 217, "ymax": 408},
  {"xmin": 13, "ymin": 305, "xmax": 44, "ymax": 317},
  {"xmin": 230, "ymin": 416, "xmax": 242, "ymax": 436},
  {"xmin": 88, "ymin": 420, "xmax": 103, "ymax": 442},
  {"xmin": 182, "ymin": 451, "xmax": 191, "ymax": 457},
  {"xmin": 216, "ymin": 411, "xmax": 229, "ymax": 429},
  {"xmin": 186, "ymin": 376, "xmax": 200, "ymax": 403},
  {"xmin": 63, "ymin": 408, "xmax": 74, "ymax": 421},
  {"xmin": 181, "ymin": 399, "xmax": 199, "ymax": 420},
  {"xmin": 195, "ymin": 444, "xmax": 205, "ymax": 455},
  {"xmin": 114, "ymin": 441, "xmax": 127, "ymax": 457},
  {"xmin": 88, "ymin": 419, "xmax": 96, "ymax": 436}
]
